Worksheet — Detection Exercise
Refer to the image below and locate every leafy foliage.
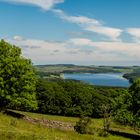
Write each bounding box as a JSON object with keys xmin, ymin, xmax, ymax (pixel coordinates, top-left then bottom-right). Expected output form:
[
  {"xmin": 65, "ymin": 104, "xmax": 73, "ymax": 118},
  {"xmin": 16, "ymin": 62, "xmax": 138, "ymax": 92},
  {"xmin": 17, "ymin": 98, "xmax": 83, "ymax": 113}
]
[
  {"xmin": 36, "ymin": 79, "xmax": 94, "ymax": 116},
  {"xmin": 0, "ymin": 40, "xmax": 37, "ymax": 111},
  {"xmin": 36, "ymin": 78, "xmax": 124, "ymax": 118},
  {"xmin": 112, "ymin": 78, "xmax": 140, "ymax": 134}
]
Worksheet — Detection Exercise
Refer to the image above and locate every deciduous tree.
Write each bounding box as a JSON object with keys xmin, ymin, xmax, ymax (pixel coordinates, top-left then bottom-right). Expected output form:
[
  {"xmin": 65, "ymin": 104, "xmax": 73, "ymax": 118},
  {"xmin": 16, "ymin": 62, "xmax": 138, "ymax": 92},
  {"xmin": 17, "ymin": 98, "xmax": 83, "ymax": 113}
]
[{"xmin": 0, "ymin": 40, "xmax": 37, "ymax": 111}]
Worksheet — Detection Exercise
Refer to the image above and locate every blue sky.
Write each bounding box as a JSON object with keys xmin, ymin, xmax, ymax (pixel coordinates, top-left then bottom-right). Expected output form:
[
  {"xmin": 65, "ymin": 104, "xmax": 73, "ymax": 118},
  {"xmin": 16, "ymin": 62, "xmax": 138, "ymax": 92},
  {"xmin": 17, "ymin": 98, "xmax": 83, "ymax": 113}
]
[{"xmin": 0, "ymin": 0, "xmax": 140, "ymax": 65}]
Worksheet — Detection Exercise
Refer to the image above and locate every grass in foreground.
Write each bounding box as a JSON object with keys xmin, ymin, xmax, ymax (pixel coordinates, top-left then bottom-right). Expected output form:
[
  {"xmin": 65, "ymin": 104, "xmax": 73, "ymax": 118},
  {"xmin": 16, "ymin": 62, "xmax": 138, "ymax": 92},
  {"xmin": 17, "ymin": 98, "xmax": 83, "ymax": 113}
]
[
  {"xmin": 0, "ymin": 111, "xmax": 133, "ymax": 140},
  {"xmin": 16, "ymin": 110, "xmax": 138, "ymax": 135}
]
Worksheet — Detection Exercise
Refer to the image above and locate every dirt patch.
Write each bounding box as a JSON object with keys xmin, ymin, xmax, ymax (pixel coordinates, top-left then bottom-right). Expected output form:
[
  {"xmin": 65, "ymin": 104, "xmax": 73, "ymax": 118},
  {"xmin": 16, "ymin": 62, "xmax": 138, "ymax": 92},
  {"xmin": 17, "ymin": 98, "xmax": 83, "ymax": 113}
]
[{"xmin": 23, "ymin": 116, "xmax": 74, "ymax": 131}]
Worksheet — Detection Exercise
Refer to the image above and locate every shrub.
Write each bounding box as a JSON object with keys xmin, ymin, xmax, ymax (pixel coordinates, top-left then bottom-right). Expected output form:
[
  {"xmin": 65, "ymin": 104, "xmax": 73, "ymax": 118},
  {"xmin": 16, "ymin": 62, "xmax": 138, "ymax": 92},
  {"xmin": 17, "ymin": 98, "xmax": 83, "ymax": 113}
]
[{"xmin": 74, "ymin": 116, "xmax": 92, "ymax": 134}]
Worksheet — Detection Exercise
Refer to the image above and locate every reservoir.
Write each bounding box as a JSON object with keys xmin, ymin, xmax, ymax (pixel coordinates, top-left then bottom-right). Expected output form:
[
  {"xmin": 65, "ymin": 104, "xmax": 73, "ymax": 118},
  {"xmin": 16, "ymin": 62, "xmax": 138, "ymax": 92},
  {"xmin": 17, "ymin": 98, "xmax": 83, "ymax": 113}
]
[{"xmin": 64, "ymin": 73, "xmax": 130, "ymax": 87}]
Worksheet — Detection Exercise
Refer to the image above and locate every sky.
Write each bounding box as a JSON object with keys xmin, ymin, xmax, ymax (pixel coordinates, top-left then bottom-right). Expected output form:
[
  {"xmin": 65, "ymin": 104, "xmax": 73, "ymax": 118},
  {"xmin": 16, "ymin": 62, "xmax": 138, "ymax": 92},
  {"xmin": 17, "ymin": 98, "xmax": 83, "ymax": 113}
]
[{"xmin": 0, "ymin": 0, "xmax": 140, "ymax": 66}]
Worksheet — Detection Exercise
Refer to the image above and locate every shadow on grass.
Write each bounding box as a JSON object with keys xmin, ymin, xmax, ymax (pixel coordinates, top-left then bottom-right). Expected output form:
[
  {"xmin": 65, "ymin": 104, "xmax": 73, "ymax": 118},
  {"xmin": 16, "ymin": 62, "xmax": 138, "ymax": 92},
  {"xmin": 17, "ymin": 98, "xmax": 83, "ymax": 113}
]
[
  {"xmin": 4, "ymin": 110, "xmax": 25, "ymax": 119},
  {"xmin": 108, "ymin": 129, "xmax": 140, "ymax": 140}
]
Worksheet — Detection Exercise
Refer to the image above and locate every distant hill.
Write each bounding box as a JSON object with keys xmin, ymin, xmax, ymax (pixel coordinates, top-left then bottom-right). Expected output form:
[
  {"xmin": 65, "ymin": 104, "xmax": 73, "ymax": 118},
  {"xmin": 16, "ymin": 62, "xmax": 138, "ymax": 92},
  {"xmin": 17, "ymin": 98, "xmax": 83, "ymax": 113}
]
[
  {"xmin": 35, "ymin": 64, "xmax": 137, "ymax": 74},
  {"xmin": 35, "ymin": 64, "xmax": 76, "ymax": 68}
]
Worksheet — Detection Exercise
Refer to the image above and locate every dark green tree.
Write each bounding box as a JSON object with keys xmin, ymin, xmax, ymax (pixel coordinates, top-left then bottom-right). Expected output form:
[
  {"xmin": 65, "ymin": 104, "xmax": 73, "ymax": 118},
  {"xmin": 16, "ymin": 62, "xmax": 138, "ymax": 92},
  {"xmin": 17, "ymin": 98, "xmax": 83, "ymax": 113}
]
[
  {"xmin": 129, "ymin": 78, "xmax": 140, "ymax": 116},
  {"xmin": 129, "ymin": 78, "xmax": 140, "ymax": 133},
  {"xmin": 58, "ymin": 81, "xmax": 93, "ymax": 116},
  {"xmin": 0, "ymin": 40, "xmax": 37, "ymax": 111},
  {"xmin": 36, "ymin": 79, "xmax": 70, "ymax": 115}
]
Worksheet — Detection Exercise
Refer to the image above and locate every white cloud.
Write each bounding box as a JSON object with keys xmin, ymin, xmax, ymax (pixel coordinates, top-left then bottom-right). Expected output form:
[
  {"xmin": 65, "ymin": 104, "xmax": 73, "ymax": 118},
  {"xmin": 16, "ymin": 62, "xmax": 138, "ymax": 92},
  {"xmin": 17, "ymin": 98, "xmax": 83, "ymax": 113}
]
[
  {"xmin": 85, "ymin": 26, "xmax": 122, "ymax": 41},
  {"xmin": 127, "ymin": 28, "xmax": 140, "ymax": 43},
  {"xmin": 3, "ymin": 1, "xmax": 123, "ymax": 41},
  {"xmin": 6, "ymin": 36, "xmax": 140, "ymax": 65},
  {"xmin": 53, "ymin": 9, "xmax": 123, "ymax": 41},
  {"xmin": 4, "ymin": 0, "xmax": 64, "ymax": 11},
  {"xmin": 68, "ymin": 38, "xmax": 94, "ymax": 46},
  {"xmin": 52, "ymin": 9, "xmax": 100, "ymax": 25},
  {"xmin": 9, "ymin": 36, "xmax": 66, "ymax": 51},
  {"xmin": 69, "ymin": 38, "xmax": 140, "ymax": 58},
  {"xmin": 7, "ymin": 36, "xmax": 68, "ymax": 64},
  {"xmin": 127, "ymin": 28, "xmax": 140, "ymax": 38}
]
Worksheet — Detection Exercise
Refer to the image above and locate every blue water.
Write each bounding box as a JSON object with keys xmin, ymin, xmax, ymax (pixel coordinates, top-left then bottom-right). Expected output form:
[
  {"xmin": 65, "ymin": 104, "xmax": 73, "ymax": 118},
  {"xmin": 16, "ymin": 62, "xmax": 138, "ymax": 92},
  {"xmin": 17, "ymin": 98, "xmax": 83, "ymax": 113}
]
[{"xmin": 64, "ymin": 73, "xmax": 130, "ymax": 87}]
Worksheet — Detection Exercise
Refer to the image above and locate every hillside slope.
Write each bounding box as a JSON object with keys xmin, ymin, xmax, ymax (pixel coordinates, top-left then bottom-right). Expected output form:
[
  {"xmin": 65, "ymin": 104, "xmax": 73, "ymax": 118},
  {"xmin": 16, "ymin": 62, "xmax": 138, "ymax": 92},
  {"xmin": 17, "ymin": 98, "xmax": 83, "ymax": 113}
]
[{"xmin": 0, "ymin": 111, "xmax": 134, "ymax": 140}]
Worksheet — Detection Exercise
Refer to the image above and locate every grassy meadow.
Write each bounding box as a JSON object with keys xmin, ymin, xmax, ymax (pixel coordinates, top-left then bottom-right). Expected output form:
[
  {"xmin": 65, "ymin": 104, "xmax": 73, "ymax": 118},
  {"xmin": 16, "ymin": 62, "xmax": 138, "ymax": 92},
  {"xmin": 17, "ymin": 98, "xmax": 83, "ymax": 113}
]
[{"xmin": 0, "ymin": 111, "xmax": 134, "ymax": 140}]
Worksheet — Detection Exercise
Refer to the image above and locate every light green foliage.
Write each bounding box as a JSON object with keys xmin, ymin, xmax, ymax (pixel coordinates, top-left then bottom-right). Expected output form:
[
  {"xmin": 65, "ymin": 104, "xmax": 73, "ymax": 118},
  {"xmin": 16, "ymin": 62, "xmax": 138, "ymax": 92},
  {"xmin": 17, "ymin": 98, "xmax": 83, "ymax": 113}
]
[
  {"xmin": 0, "ymin": 40, "xmax": 37, "ymax": 111},
  {"xmin": 113, "ymin": 78, "xmax": 140, "ymax": 133},
  {"xmin": 112, "ymin": 91, "xmax": 133, "ymax": 125}
]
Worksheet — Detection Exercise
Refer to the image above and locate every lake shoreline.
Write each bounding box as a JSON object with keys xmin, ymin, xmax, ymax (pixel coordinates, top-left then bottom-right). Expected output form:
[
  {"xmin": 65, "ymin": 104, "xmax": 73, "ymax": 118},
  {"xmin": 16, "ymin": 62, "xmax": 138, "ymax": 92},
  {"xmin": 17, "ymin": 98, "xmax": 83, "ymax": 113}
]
[{"xmin": 64, "ymin": 73, "xmax": 130, "ymax": 87}]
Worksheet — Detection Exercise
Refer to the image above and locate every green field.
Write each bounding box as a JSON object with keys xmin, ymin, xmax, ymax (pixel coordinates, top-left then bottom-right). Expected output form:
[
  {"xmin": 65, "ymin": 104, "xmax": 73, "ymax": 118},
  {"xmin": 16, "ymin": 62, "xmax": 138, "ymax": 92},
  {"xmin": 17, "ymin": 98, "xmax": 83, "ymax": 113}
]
[
  {"xmin": 35, "ymin": 64, "xmax": 135, "ymax": 74},
  {"xmin": 0, "ymin": 110, "xmax": 136, "ymax": 140}
]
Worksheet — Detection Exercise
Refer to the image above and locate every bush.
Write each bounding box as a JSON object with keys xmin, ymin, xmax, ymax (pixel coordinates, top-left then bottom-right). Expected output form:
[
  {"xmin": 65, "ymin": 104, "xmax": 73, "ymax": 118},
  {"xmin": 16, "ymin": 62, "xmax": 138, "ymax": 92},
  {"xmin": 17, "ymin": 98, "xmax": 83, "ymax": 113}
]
[{"xmin": 74, "ymin": 116, "xmax": 93, "ymax": 134}]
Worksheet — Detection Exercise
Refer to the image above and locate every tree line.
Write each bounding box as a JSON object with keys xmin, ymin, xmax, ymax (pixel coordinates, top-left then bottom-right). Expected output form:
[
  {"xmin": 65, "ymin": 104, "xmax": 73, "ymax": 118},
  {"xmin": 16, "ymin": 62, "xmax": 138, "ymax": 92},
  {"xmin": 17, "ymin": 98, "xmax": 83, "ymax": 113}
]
[{"xmin": 36, "ymin": 79, "xmax": 124, "ymax": 117}]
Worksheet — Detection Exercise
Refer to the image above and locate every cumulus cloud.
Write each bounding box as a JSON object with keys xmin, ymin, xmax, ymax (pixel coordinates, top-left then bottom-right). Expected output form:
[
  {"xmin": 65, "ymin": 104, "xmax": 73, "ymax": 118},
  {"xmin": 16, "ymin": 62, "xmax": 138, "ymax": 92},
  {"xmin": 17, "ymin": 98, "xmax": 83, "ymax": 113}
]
[
  {"xmin": 53, "ymin": 9, "xmax": 123, "ymax": 41},
  {"xmin": 3, "ymin": 0, "xmax": 64, "ymax": 11},
  {"xmin": 69, "ymin": 38, "xmax": 140, "ymax": 57},
  {"xmin": 9, "ymin": 36, "xmax": 66, "ymax": 50},
  {"xmin": 5, "ymin": 36, "xmax": 140, "ymax": 65},
  {"xmin": 7, "ymin": 36, "xmax": 68, "ymax": 64}
]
